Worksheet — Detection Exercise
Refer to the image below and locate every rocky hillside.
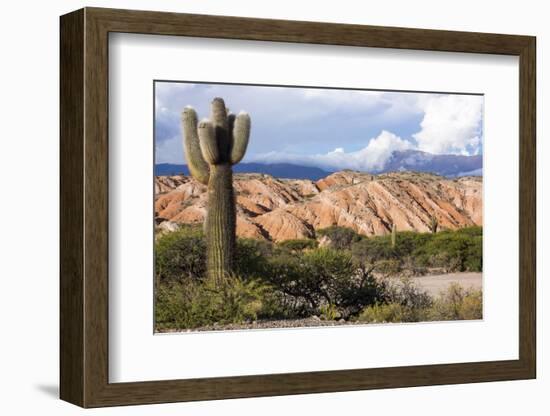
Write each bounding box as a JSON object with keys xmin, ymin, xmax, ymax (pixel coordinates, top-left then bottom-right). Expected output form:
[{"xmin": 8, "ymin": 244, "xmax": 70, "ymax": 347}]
[{"xmin": 155, "ymin": 171, "xmax": 482, "ymax": 242}]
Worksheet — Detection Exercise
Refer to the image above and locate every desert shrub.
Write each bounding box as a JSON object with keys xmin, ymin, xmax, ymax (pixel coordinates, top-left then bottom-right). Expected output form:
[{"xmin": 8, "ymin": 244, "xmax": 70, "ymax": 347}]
[
  {"xmin": 335, "ymin": 265, "xmax": 390, "ymax": 318},
  {"xmin": 459, "ymin": 288, "xmax": 483, "ymax": 319},
  {"xmin": 358, "ymin": 301, "xmax": 432, "ymax": 324},
  {"xmin": 455, "ymin": 226, "xmax": 483, "ymax": 239},
  {"xmin": 234, "ymin": 238, "xmax": 273, "ymax": 279},
  {"xmin": 155, "ymin": 225, "xmax": 206, "ymax": 283},
  {"xmin": 413, "ymin": 230, "xmax": 482, "ymax": 272},
  {"xmin": 356, "ymin": 278, "xmax": 432, "ymax": 323},
  {"xmin": 351, "ymin": 237, "xmax": 396, "ymax": 264},
  {"xmin": 213, "ymin": 275, "xmax": 271, "ymax": 324},
  {"xmin": 155, "ymin": 281, "xmax": 199, "ymax": 328},
  {"xmin": 300, "ymin": 248, "xmax": 357, "ymax": 311},
  {"xmin": 429, "ymin": 283, "xmax": 483, "ymax": 321},
  {"xmin": 373, "ymin": 259, "xmax": 401, "ymax": 277},
  {"xmin": 386, "ymin": 278, "xmax": 433, "ymax": 310},
  {"xmin": 319, "ymin": 304, "xmax": 340, "ymax": 320},
  {"xmin": 400, "ymin": 255, "xmax": 428, "ymax": 276},
  {"xmin": 357, "ymin": 282, "xmax": 483, "ymax": 324},
  {"xmin": 357, "ymin": 303, "xmax": 414, "ymax": 323},
  {"xmin": 254, "ymin": 250, "xmax": 324, "ymax": 318},
  {"xmin": 463, "ymin": 235, "xmax": 482, "ymax": 272},
  {"xmin": 155, "ymin": 280, "xmax": 221, "ymax": 330},
  {"xmin": 278, "ymin": 238, "xmax": 318, "ymax": 251},
  {"xmin": 317, "ymin": 226, "xmax": 362, "ymax": 250},
  {"xmin": 260, "ymin": 248, "xmax": 387, "ymax": 319},
  {"xmin": 155, "ymin": 275, "xmax": 275, "ymax": 330},
  {"xmin": 350, "ymin": 228, "xmax": 482, "ymax": 274},
  {"xmin": 390, "ymin": 231, "xmax": 433, "ymax": 258}
]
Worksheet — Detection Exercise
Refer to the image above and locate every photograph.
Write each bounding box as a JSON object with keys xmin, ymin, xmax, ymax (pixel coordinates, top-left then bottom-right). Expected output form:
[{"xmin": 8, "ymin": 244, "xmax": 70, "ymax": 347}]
[{"xmin": 153, "ymin": 81, "xmax": 484, "ymax": 332}]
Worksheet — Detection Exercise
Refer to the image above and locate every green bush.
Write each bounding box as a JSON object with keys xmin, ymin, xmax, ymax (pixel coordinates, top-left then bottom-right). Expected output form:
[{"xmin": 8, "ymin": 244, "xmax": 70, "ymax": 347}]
[
  {"xmin": 301, "ymin": 248, "xmax": 357, "ymax": 308},
  {"xmin": 319, "ymin": 304, "xmax": 340, "ymax": 320},
  {"xmin": 357, "ymin": 278, "xmax": 432, "ymax": 323},
  {"xmin": 213, "ymin": 276, "xmax": 270, "ymax": 324},
  {"xmin": 351, "ymin": 226, "xmax": 482, "ymax": 274},
  {"xmin": 155, "ymin": 225, "xmax": 206, "ymax": 284},
  {"xmin": 234, "ymin": 238, "xmax": 273, "ymax": 279},
  {"xmin": 429, "ymin": 283, "xmax": 483, "ymax": 321},
  {"xmin": 259, "ymin": 248, "xmax": 388, "ymax": 319},
  {"xmin": 155, "ymin": 275, "xmax": 273, "ymax": 330},
  {"xmin": 357, "ymin": 282, "xmax": 482, "ymax": 324},
  {"xmin": 357, "ymin": 303, "xmax": 420, "ymax": 323},
  {"xmin": 278, "ymin": 238, "xmax": 318, "ymax": 251},
  {"xmin": 386, "ymin": 278, "xmax": 433, "ymax": 310},
  {"xmin": 455, "ymin": 226, "xmax": 483, "ymax": 238},
  {"xmin": 317, "ymin": 226, "xmax": 362, "ymax": 250},
  {"xmin": 413, "ymin": 229, "xmax": 482, "ymax": 272},
  {"xmin": 464, "ymin": 235, "xmax": 482, "ymax": 272},
  {"xmin": 351, "ymin": 237, "xmax": 396, "ymax": 264}
]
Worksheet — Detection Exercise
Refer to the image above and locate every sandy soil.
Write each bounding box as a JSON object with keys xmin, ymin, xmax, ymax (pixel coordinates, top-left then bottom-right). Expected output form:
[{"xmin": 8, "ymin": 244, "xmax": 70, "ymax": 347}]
[{"xmin": 394, "ymin": 272, "xmax": 482, "ymax": 297}]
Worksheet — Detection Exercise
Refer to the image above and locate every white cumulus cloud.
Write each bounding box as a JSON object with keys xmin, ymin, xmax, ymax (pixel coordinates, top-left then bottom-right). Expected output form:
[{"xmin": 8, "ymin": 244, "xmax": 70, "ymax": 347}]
[
  {"xmin": 250, "ymin": 130, "xmax": 413, "ymax": 172},
  {"xmin": 413, "ymin": 94, "xmax": 483, "ymax": 155}
]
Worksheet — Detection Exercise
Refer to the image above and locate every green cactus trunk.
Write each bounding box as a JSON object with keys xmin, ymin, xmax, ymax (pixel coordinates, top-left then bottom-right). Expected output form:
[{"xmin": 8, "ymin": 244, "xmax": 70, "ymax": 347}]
[{"xmin": 205, "ymin": 164, "xmax": 236, "ymax": 282}]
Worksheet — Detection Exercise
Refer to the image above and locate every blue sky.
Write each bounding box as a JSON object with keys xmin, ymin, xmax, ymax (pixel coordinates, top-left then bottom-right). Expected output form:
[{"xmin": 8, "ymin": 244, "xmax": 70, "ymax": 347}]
[{"xmin": 155, "ymin": 82, "xmax": 483, "ymax": 171}]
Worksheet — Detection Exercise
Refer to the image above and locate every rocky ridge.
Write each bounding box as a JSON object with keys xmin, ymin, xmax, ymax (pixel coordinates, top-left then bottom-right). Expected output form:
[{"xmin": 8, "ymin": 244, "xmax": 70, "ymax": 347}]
[{"xmin": 155, "ymin": 171, "xmax": 482, "ymax": 242}]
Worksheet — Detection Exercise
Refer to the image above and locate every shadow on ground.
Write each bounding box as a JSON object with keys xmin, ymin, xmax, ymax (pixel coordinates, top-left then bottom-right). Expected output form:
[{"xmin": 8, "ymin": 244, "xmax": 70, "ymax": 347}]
[{"xmin": 35, "ymin": 384, "xmax": 58, "ymax": 399}]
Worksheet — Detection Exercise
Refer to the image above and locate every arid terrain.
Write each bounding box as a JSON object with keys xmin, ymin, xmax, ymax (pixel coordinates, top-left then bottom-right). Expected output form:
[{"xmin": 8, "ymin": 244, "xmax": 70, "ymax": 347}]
[
  {"xmin": 391, "ymin": 272, "xmax": 482, "ymax": 297},
  {"xmin": 154, "ymin": 170, "xmax": 483, "ymax": 332},
  {"xmin": 155, "ymin": 170, "xmax": 482, "ymax": 241}
]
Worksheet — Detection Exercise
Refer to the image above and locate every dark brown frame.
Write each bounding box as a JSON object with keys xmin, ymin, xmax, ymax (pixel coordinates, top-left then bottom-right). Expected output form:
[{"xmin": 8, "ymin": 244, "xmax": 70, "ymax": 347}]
[{"xmin": 60, "ymin": 7, "xmax": 536, "ymax": 408}]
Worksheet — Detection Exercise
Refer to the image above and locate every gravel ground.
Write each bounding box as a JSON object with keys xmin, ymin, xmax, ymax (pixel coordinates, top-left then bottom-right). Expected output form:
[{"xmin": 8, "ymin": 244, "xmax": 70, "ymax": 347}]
[{"xmin": 157, "ymin": 316, "xmax": 363, "ymax": 333}]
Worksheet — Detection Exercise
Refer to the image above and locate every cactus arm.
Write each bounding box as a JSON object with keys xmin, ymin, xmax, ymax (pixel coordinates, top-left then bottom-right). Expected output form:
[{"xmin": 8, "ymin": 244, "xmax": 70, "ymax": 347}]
[
  {"xmin": 211, "ymin": 97, "xmax": 228, "ymax": 130},
  {"xmin": 211, "ymin": 97, "xmax": 231, "ymax": 160},
  {"xmin": 230, "ymin": 112, "xmax": 251, "ymax": 165},
  {"xmin": 227, "ymin": 112, "xmax": 236, "ymax": 140},
  {"xmin": 181, "ymin": 107, "xmax": 210, "ymax": 185},
  {"xmin": 198, "ymin": 119, "xmax": 220, "ymax": 165}
]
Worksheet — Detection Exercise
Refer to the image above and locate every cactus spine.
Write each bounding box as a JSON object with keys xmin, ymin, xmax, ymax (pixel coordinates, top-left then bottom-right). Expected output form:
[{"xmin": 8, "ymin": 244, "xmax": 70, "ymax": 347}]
[
  {"xmin": 391, "ymin": 223, "xmax": 397, "ymax": 248},
  {"xmin": 181, "ymin": 98, "xmax": 251, "ymax": 282}
]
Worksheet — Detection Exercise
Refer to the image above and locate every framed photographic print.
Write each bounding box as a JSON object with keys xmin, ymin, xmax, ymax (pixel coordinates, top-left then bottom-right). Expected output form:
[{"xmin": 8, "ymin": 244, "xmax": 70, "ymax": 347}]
[{"xmin": 60, "ymin": 7, "xmax": 536, "ymax": 408}]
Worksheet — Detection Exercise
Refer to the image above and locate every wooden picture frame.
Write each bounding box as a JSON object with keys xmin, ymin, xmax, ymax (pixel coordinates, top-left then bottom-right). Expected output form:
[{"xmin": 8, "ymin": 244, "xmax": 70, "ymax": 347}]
[{"xmin": 60, "ymin": 7, "xmax": 536, "ymax": 408}]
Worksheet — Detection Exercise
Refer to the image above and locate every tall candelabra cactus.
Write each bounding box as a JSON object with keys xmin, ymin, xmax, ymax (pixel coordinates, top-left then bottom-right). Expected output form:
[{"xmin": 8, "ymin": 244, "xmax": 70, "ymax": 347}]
[{"xmin": 181, "ymin": 98, "xmax": 251, "ymax": 282}]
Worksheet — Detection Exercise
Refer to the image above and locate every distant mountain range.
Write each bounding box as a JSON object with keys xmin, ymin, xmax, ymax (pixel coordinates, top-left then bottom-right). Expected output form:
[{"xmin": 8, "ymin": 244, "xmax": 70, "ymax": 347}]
[
  {"xmin": 156, "ymin": 150, "xmax": 482, "ymax": 180},
  {"xmin": 380, "ymin": 150, "xmax": 482, "ymax": 177},
  {"xmin": 155, "ymin": 162, "xmax": 331, "ymax": 181}
]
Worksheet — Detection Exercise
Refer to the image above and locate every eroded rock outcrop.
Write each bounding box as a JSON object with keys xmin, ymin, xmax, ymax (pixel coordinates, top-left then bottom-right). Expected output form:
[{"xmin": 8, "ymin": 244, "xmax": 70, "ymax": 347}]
[{"xmin": 155, "ymin": 171, "xmax": 482, "ymax": 241}]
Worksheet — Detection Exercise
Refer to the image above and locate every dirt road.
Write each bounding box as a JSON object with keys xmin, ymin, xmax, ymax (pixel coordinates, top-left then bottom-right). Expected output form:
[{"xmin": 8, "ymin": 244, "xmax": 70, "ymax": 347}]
[{"xmin": 393, "ymin": 272, "xmax": 482, "ymax": 297}]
